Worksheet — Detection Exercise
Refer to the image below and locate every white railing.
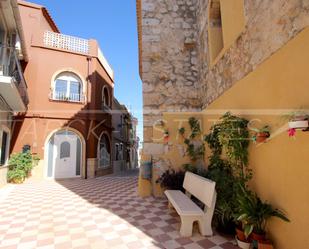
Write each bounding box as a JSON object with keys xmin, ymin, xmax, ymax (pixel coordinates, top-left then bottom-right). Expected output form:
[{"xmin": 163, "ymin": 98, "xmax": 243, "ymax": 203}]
[{"xmin": 44, "ymin": 31, "xmax": 89, "ymax": 54}]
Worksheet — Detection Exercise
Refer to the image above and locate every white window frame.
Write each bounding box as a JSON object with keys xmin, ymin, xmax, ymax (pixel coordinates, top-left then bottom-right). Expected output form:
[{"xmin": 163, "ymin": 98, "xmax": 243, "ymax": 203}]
[{"xmin": 53, "ymin": 73, "xmax": 83, "ymax": 102}]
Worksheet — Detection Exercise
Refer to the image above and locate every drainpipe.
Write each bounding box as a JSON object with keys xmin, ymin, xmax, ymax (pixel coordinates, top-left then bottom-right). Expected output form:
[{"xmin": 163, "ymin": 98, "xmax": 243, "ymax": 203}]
[{"xmin": 85, "ymin": 56, "xmax": 91, "ymax": 179}]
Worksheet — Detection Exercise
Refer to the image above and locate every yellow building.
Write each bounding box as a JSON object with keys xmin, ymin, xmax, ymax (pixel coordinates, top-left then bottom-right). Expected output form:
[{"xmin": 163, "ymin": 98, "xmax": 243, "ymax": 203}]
[{"xmin": 137, "ymin": 0, "xmax": 309, "ymax": 248}]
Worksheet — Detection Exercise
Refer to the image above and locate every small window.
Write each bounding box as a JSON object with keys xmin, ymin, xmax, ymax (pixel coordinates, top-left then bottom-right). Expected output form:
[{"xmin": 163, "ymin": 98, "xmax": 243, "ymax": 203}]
[
  {"xmin": 60, "ymin": 141, "xmax": 70, "ymax": 159},
  {"xmin": 0, "ymin": 131, "xmax": 9, "ymax": 165},
  {"xmin": 53, "ymin": 73, "xmax": 83, "ymax": 102}
]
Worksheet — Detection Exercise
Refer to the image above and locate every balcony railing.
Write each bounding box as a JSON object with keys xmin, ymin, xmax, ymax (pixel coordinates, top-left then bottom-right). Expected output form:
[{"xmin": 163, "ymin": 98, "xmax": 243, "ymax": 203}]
[
  {"xmin": 50, "ymin": 91, "xmax": 85, "ymax": 103},
  {"xmin": 0, "ymin": 46, "xmax": 29, "ymax": 107},
  {"xmin": 44, "ymin": 31, "xmax": 90, "ymax": 54}
]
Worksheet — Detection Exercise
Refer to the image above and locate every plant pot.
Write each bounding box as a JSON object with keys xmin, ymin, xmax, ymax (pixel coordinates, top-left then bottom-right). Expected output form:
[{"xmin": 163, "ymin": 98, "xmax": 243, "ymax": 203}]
[
  {"xmin": 236, "ymin": 227, "xmax": 247, "ymax": 242},
  {"xmin": 288, "ymin": 120, "xmax": 309, "ymax": 130},
  {"xmin": 255, "ymin": 132, "xmax": 270, "ymax": 143},
  {"xmin": 251, "ymin": 232, "xmax": 266, "ymax": 242},
  {"xmin": 258, "ymin": 240, "xmax": 274, "ymax": 249},
  {"xmin": 236, "ymin": 236, "xmax": 252, "ymax": 249}
]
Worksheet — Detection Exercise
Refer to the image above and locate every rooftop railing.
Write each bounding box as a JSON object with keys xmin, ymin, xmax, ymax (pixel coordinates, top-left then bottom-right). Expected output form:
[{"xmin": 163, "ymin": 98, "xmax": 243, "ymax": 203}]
[{"xmin": 43, "ymin": 31, "xmax": 90, "ymax": 54}]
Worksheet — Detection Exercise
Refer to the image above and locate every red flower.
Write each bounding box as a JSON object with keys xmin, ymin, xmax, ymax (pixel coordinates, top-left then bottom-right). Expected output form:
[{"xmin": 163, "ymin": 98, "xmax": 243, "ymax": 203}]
[{"xmin": 288, "ymin": 128, "xmax": 296, "ymax": 137}]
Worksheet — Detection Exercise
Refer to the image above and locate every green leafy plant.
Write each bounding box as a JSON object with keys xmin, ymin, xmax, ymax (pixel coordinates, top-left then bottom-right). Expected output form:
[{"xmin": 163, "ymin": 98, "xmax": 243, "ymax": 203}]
[
  {"xmin": 7, "ymin": 168, "xmax": 26, "ymax": 184},
  {"xmin": 178, "ymin": 127, "xmax": 185, "ymax": 136},
  {"xmin": 156, "ymin": 169, "xmax": 185, "ymax": 191},
  {"xmin": 236, "ymin": 184, "xmax": 290, "ymax": 238},
  {"xmin": 7, "ymin": 152, "xmax": 39, "ymax": 184},
  {"xmin": 179, "ymin": 117, "xmax": 205, "ymax": 164},
  {"xmin": 204, "ymin": 112, "xmax": 252, "ymax": 233}
]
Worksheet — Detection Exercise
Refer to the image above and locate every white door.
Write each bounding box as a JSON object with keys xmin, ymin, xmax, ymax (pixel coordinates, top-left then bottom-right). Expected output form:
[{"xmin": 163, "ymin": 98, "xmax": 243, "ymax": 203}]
[{"xmin": 53, "ymin": 133, "xmax": 78, "ymax": 179}]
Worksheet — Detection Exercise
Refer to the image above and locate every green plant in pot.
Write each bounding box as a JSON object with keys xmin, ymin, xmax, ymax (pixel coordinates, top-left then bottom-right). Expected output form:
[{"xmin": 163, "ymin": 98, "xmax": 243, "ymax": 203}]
[
  {"xmin": 236, "ymin": 184, "xmax": 290, "ymax": 248},
  {"xmin": 252, "ymin": 126, "xmax": 270, "ymax": 143},
  {"xmin": 283, "ymin": 111, "xmax": 309, "ymax": 136},
  {"xmin": 7, "ymin": 152, "xmax": 39, "ymax": 184}
]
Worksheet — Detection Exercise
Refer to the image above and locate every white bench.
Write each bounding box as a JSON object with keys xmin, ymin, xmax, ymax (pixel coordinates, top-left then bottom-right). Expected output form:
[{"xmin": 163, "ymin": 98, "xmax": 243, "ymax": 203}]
[{"xmin": 164, "ymin": 172, "xmax": 217, "ymax": 237}]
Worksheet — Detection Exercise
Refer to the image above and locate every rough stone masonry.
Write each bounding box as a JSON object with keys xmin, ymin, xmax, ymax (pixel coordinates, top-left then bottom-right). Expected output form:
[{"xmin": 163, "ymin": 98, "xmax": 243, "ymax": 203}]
[{"xmin": 138, "ymin": 0, "xmax": 309, "ymax": 164}]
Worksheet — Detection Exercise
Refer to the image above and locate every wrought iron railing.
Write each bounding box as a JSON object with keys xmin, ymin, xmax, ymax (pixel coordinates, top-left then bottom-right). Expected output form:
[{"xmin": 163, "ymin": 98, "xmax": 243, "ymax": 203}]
[{"xmin": 50, "ymin": 91, "xmax": 85, "ymax": 103}]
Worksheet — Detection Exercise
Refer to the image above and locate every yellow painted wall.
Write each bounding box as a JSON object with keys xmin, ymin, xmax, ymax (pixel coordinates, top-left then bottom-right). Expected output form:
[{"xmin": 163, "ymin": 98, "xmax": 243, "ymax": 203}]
[
  {"xmin": 204, "ymin": 27, "xmax": 309, "ymax": 249},
  {"xmin": 220, "ymin": 0, "xmax": 245, "ymax": 48}
]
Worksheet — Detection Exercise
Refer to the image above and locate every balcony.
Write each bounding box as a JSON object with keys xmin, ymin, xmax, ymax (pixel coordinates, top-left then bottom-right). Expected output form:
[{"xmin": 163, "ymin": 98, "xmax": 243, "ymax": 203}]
[
  {"xmin": 0, "ymin": 46, "xmax": 29, "ymax": 112},
  {"xmin": 50, "ymin": 91, "xmax": 85, "ymax": 103}
]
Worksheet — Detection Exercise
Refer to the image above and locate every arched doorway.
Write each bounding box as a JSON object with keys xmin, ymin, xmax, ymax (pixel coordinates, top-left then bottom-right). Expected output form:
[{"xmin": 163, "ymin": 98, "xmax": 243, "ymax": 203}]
[
  {"xmin": 46, "ymin": 130, "xmax": 83, "ymax": 179},
  {"xmin": 98, "ymin": 133, "xmax": 111, "ymax": 169}
]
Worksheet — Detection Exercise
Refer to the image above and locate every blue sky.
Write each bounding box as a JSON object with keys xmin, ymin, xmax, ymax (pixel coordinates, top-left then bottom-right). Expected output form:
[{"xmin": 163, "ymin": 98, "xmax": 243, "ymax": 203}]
[{"xmin": 30, "ymin": 0, "xmax": 143, "ymax": 141}]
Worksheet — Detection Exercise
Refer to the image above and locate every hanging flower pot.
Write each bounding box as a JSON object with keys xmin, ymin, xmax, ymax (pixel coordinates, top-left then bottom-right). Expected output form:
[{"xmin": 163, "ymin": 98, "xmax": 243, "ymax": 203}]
[
  {"xmin": 252, "ymin": 126, "xmax": 270, "ymax": 143},
  {"xmin": 255, "ymin": 132, "xmax": 270, "ymax": 143},
  {"xmin": 288, "ymin": 119, "xmax": 309, "ymax": 130},
  {"xmin": 163, "ymin": 130, "xmax": 169, "ymax": 143}
]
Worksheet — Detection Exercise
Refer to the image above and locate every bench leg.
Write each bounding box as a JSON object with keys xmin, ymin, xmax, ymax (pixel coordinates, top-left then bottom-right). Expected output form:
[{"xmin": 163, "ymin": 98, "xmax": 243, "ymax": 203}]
[
  {"xmin": 198, "ymin": 219, "xmax": 213, "ymax": 236},
  {"xmin": 180, "ymin": 216, "xmax": 194, "ymax": 237}
]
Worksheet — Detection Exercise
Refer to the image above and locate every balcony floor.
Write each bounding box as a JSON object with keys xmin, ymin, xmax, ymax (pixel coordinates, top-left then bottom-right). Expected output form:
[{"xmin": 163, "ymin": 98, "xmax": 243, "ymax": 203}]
[{"xmin": 0, "ymin": 171, "xmax": 239, "ymax": 249}]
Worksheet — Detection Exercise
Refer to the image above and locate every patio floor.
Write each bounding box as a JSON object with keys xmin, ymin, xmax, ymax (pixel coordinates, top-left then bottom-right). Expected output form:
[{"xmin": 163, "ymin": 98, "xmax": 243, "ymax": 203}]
[{"xmin": 0, "ymin": 171, "xmax": 239, "ymax": 249}]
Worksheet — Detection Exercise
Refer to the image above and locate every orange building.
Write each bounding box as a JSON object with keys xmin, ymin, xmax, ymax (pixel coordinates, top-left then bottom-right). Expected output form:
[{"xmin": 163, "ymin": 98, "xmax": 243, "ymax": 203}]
[{"xmin": 11, "ymin": 1, "xmax": 115, "ymax": 179}]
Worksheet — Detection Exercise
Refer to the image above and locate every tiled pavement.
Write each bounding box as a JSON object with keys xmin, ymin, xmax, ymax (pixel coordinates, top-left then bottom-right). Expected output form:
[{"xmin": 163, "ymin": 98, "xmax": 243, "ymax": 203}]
[{"xmin": 0, "ymin": 172, "xmax": 239, "ymax": 249}]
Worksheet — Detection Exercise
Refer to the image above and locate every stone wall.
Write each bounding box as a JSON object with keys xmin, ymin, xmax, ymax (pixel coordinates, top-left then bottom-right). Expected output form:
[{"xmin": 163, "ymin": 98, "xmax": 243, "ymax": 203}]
[
  {"xmin": 196, "ymin": 0, "xmax": 309, "ymax": 107},
  {"xmin": 140, "ymin": 0, "xmax": 201, "ymax": 144},
  {"xmin": 139, "ymin": 0, "xmax": 309, "ymax": 157}
]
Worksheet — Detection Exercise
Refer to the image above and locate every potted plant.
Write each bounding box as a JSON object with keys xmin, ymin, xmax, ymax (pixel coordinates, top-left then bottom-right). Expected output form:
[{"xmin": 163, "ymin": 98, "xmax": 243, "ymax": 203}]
[
  {"xmin": 235, "ymin": 184, "xmax": 255, "ymax": 249},
  {"xmin": 236, "ymin": 184, "xmax": 290, "ymax": 248},
  {"xmin": 252, "ymin": 126, "xmax": 270, "ymax": 143},
  {"xmin": 258, "ymin": 240, "xmax": 274, "ymax": 249},
  {"xmin": 163, "ymin": 130, "xmax": 169, "ymax": 143},
  {"xmin": 284, "ymin": 111, "xmax": 309, "ymax": 136}
]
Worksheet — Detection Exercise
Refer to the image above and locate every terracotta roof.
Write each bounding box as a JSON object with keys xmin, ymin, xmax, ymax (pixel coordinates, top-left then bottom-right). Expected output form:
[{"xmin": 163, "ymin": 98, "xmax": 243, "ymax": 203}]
[
  {"xmin": 136, "ymin": 0, "xmax": 142, "ymax": 78},
  {"xmin": 18, "ymin": 0, "xmax": 60, "ymax": 33}
]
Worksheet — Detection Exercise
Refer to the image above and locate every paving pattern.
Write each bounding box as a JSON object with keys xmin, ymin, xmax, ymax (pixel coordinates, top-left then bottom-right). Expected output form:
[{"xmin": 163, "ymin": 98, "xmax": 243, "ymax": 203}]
[{"xmin": 0, "ymin": 173, "xmax": 239, "ymax": 249}]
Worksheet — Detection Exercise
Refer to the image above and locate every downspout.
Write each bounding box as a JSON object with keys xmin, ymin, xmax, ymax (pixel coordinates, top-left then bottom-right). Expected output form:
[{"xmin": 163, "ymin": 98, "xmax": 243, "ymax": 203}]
[{"xmin": 85, "ymin": 56, "xmax": 91, "ymax": 179}]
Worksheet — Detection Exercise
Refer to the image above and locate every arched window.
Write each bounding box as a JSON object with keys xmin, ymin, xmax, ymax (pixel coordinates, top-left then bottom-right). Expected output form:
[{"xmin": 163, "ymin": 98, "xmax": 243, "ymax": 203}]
[
  {"xmin": 53, "ymin": 72, "xmax": 83, "ymax": 102},
  {"xmin": 102, "ymin": 86, "xmax": 110, "ymax": 108},
  {"xmin": 98, "ymin": 134, "xmax": 111, "ymax": 168},
  {"xmin": 60, "ymin": 141, "xmax": 70, "ymax": 159}
]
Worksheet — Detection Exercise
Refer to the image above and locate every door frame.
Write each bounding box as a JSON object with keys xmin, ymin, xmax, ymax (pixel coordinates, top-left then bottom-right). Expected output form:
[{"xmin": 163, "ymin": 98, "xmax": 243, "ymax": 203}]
[
  {"xmin": 44, "ymin": 127, "xmax": 86, "ymax": 179},
  {"xmin": 97, "ymin": 131, "xmax": 112, "ymax": 169}
]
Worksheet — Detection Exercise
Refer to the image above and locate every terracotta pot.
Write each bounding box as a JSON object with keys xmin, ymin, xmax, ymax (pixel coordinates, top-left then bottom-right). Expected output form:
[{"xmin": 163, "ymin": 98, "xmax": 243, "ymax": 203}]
[
  {"xmin": 255, "ymin": 132, "xmax": 270, "ymax": 143},
  {"xmin": 258, "ymin": 240, "xmax": 274, "ymax": 249},
  {"xmin": 236, "ymin": 236, "xmax": 252, "ymax": 249},
  {"xmin": 236, "ymin": 227, "xmax": 247, "ymax": 242},
  {"xmin": 251, "ymin": 232, "xmax": 266, "ymax": 242}
]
